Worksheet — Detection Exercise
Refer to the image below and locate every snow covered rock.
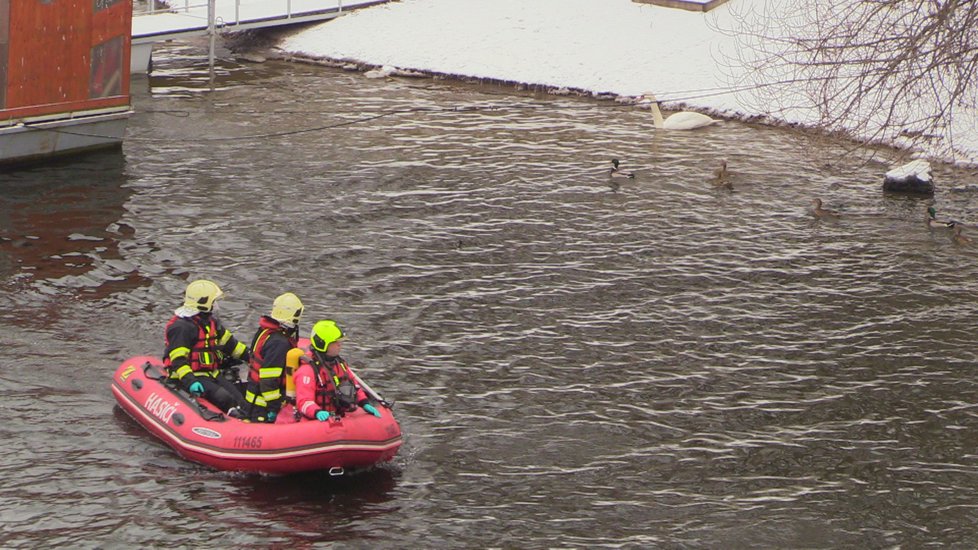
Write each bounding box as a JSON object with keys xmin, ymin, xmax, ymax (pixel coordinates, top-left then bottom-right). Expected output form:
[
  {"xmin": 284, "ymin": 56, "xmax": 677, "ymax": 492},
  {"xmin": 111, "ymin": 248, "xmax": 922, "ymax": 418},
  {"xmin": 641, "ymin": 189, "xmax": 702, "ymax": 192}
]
[
  {"xmin": 364, "ymin": 65, "xmax": 396, "ymax": 79},
  {"xmin": 883, "ymin": 159, "xmax": 934, "ymax": 194}
]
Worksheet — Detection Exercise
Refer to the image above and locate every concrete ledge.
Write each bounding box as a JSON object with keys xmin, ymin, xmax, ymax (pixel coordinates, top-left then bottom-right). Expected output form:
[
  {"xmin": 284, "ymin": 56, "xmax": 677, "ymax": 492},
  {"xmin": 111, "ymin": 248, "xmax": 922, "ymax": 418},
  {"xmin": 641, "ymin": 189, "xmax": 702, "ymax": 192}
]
[{"xmin": 632, "ymin": 0, "xmax": 730, "ymax": 12}]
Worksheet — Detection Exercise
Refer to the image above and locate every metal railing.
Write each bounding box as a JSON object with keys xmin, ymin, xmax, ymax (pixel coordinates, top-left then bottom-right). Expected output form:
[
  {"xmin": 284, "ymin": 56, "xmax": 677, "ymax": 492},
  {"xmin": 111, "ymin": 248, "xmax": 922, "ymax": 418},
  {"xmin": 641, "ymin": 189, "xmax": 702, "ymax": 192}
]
[{"xmin": 143, "ymin": 0, "xmax": 345, "ymax": 26}]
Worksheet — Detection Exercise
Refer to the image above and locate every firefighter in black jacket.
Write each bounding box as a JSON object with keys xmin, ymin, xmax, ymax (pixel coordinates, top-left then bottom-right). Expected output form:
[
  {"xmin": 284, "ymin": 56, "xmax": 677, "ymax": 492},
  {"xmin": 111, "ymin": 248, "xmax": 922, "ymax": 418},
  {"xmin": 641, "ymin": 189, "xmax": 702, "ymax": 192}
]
[
  {"xmin": 163, "ymin": 279, "xmax": 249, "ymax": 414},
  {"xmin": 243, "ymin": 292, "xmax": 303, "ymax": 422}
]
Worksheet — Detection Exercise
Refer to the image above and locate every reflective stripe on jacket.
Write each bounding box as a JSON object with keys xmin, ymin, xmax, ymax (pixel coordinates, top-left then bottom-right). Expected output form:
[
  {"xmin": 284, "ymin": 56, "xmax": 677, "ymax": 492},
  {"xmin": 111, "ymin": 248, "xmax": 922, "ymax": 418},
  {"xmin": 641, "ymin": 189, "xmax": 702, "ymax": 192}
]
[
  {"xmin": 243, "ymin": 316, "xmax": 297, "ymax": 414},
  {"xmin": 163, "ymin": 314, "xmax": 247, "ymax": 381}
]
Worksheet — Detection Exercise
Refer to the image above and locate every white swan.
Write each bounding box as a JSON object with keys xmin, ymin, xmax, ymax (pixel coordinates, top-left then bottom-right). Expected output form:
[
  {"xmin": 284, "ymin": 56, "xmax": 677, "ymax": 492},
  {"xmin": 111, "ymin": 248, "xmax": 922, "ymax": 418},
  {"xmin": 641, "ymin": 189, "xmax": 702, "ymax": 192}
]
[{"xmin": 643, "ymin": 93, "xmax": 718, "ymax": 130}]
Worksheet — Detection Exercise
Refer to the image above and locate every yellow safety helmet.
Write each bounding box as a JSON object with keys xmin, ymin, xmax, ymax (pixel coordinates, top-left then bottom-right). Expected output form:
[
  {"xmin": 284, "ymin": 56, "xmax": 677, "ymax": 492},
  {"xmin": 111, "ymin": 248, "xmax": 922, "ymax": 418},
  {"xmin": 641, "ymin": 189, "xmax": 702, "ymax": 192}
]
[
  {"xmin": 183, "ymin": 279, "xmax": 223, "ymax": 312},
  {"xmin": 310, "ymin": 320, "xmax": 344, "ymax": 352},
  {"xmin": 270, "ymin": 292, "xmax": 303, "ymax": 327}
]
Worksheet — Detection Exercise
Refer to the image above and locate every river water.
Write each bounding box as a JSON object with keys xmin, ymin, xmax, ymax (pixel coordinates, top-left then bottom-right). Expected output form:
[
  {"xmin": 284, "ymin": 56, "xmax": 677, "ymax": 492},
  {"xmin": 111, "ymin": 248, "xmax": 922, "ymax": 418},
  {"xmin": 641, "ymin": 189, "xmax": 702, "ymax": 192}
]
[{"xmin": 3, "ymin": 41, "xmax": 978, "ymax": 548}]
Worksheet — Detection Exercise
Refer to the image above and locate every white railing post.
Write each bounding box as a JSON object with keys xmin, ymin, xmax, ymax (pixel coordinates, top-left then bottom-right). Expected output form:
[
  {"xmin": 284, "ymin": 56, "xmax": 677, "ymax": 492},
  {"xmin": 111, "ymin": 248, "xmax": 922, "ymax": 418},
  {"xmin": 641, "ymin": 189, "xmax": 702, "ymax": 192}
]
[
  {"xmin": 235, "ymin": 0, "xmax": 240, "ymax": 25},
  {"xmin": 208, "ymin": 0, "xmax": 216, "ymax": 90}
]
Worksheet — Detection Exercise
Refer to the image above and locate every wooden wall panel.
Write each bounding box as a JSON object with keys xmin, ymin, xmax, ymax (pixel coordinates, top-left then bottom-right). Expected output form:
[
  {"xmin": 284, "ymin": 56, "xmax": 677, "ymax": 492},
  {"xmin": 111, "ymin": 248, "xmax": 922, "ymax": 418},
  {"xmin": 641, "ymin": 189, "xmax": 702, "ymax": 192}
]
[
  {"xmin": 0, "ymin": 0, "xmax": 8, "ymax": 109},
  {"xmin": 2, "ymin": 0, "xmax": 131, "ymax": 119},
  {"xmin": 92, "ymin": 0, "xmax": 130, "ymax": 98},
  {"xmin": 7, "ymin": 0, "xmax": 89, "ymax": 108}
]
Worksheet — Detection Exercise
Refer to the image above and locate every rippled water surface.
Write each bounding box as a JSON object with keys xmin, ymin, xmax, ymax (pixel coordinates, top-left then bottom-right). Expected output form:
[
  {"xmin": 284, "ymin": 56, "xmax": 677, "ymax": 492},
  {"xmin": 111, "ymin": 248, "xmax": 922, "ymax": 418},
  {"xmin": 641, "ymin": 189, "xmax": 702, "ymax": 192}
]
[{"xmin": 3, "ymin": 42, "xmax": 978, "ymax": 548}]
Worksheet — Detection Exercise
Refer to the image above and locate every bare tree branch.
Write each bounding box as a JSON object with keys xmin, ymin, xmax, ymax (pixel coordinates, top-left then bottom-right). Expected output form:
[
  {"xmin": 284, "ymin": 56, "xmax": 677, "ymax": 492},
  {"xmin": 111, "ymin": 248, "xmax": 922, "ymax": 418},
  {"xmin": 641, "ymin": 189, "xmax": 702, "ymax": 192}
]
[{"xmin": 726, "ymin": 0, "xmax": 977, "ymax": 161}]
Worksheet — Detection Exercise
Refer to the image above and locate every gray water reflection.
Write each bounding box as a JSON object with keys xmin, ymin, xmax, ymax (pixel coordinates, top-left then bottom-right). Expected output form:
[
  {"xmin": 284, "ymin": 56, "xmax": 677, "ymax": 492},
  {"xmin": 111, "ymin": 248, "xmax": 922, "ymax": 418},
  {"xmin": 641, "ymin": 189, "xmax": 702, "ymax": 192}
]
[{"xmin": 1, "ymin": 41, "xmax": 978, "ymax": 548}]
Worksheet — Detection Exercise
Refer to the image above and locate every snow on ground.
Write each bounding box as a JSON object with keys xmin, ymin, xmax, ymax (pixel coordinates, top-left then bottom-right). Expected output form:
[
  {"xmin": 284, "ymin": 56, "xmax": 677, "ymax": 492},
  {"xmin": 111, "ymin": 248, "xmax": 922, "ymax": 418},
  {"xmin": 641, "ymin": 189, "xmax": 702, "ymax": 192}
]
[
  {"xmin": 280, "ymin": 0, "xmax": 978, "ymax": 166},
  {"xmin": 133, "ymin": 0, "xmax": 381, "ymax": 37}
]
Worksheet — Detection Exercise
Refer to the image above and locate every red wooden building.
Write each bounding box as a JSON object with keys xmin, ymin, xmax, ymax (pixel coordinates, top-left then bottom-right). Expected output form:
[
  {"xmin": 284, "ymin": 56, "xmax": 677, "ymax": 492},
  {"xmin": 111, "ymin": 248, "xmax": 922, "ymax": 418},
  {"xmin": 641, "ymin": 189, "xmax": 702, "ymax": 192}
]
[{"xmin": 0, "ymin": 0, "xmax": 132, "ymax": 165}]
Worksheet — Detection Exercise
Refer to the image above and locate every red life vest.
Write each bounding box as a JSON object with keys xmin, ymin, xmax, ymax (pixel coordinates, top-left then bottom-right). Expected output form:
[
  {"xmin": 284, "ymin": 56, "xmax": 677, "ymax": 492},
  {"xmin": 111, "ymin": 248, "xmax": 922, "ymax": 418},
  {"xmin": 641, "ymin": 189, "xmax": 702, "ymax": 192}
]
[
  {"xmin": 163, "ymin": 315, "xmax": 221, "ymax": 372},
  {"xmin": 310, "ymin": 356, "xmax": 358, "ymax": 413},
  {"xmin": 247, "ymin": 316, "xmax": 298, "ymax": 386}
]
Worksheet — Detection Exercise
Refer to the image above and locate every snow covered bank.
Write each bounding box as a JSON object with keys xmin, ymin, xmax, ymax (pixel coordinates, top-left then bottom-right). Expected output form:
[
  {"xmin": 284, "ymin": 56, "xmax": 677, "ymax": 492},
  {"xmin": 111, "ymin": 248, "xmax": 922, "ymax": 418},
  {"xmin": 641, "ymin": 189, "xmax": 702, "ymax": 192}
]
[{"xmin": 280, "ymin": 0, "xmax": 978, "ymax": 166}]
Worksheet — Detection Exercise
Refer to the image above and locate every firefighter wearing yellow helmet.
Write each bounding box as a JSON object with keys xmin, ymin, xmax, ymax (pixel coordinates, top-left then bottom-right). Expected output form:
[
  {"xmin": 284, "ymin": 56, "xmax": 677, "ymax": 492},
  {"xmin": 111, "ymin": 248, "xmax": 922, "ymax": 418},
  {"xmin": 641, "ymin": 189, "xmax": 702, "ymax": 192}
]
[
  {"xmin": 162, "ymin": 279, "xmax": 249, "ymax": 414},
  {"xmin": 295, "ymin": 320, "xmax": 382, "ymax": 422},
  {"xmin": 243, "ymin": 292, "xmax": 304, "ymax": 422}
]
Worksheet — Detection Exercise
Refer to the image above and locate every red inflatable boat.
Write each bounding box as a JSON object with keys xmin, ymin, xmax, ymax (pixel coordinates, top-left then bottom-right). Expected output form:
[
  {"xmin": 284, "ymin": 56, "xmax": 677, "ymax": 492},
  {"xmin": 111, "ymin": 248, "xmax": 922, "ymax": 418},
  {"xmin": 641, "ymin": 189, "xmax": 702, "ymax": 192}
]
[{"xmin": 111, "ymin": 356, "xmax": 402, "ymax": 475}]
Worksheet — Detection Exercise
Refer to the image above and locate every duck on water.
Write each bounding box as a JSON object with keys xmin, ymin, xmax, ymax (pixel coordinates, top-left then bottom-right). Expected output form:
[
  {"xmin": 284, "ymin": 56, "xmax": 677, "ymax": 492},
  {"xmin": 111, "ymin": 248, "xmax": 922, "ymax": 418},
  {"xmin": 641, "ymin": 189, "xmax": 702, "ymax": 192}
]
[
  {"xmin": 811, "ymin": 198, "xmax": 840, "ymax": 219},
  {"xmin": 927, "ymin": 207, "xmax": 957, "ymax": 230},
  {"xmin": 710, "ymin": 160, "xmax": 731, "ymax": 190},
  {"xmin": 610, "ymin": 159, "xmax": 635, "ymax": 179}
]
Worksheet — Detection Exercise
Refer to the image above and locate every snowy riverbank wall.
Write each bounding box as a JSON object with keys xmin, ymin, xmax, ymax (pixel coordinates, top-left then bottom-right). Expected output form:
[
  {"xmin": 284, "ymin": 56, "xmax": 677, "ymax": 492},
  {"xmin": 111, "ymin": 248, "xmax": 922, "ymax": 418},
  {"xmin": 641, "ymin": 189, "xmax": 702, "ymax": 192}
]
[{"xmin": 278, "ymin": 0, "xmax": 978, "ymax": 167}]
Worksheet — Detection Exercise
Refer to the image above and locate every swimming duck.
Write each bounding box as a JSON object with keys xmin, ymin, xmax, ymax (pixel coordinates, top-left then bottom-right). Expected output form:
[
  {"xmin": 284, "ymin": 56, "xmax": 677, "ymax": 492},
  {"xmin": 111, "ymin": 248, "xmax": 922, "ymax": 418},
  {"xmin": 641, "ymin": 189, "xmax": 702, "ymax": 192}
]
[
  {"xmin": 610, "ymin": 159, "xmax": 635, "ymax": 179},
  {"xmin": 643, "ymin": 93, "xmax": 718, "ymax": 130},
  {"xmin": 711, "ymin": 160, "xmax": 732, "ymax": 190},
  {"xmin": 952, "ymin": 225, "xmax": 972, "ymax": 245},
  {"xmin": 926, "ymin": 207, "xmax": 956, "ymax": 229},
  {"xmin": 811, "ymin": 198, "xmax": 839, "ymax": 219}
]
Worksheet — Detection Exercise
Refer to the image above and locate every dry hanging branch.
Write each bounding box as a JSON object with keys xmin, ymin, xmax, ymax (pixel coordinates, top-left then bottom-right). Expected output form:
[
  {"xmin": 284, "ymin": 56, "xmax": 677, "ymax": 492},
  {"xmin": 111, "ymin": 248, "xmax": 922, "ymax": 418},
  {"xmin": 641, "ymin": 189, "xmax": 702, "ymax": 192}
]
[{"xmin": 725, "ymin": 0, "xmax": 978, "ymax": 158}]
